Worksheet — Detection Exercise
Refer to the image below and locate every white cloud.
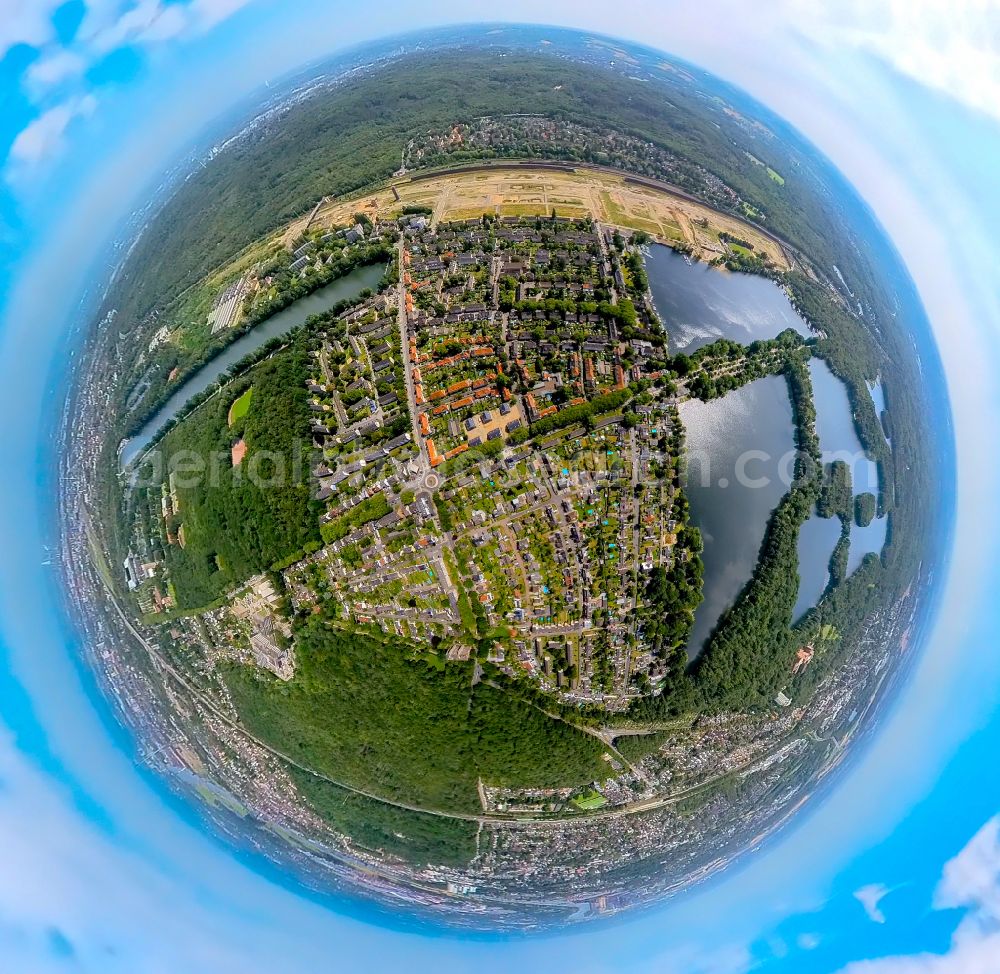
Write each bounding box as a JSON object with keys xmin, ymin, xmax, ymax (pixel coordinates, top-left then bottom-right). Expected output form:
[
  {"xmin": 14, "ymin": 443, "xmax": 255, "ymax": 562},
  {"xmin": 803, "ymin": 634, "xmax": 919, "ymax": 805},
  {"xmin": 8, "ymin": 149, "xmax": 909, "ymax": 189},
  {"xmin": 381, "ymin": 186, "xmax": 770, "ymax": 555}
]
[
  {"xmin": 89, "ymin": 0, "xmax": 189, "ymax": 51},
  {"xmin": 190, "ymin": 0, "xmax": 255, "ymax": 31},
  {"xmin": 856, "ymin": 884, "xmax": 891, "ymax": 924},
  {"xmin": 4, "ymin": 0, "xmax": 255, "ymax": 177},
  {"xmin": 15, "ymin": 0, "xmax": 256, "ymax": 101},
  {"xmin": 840, "ymin": 819, "xmax": 1000, "ymax": 973},
  {"xmin": 0, "ymin": 0, "xmax": 58, "ymax": 58},
  {"xmin": 86, "ymin": 0, "xmax": 253, "ymax": 52},
  {"xmin": 842, "ymin": 932, "xmax": 1000, "ymax": 973},
  {"xmin": 645, "ymin": 942, "xmax": 755, "ymax": 974},
  {"xmin": 9, "ymin": 95, "xmax": 98, "ymax": 167},
  {"xmin": 26, "ymin": 49, "xmax": 87, "ymax": 88},
  {"xmin": 787, "ymin": 0, "xmax": 1000, "ymax": 124},
  {"xmin": 936, "ymin": 818, "xmax": 1000, "ymax": 921}
]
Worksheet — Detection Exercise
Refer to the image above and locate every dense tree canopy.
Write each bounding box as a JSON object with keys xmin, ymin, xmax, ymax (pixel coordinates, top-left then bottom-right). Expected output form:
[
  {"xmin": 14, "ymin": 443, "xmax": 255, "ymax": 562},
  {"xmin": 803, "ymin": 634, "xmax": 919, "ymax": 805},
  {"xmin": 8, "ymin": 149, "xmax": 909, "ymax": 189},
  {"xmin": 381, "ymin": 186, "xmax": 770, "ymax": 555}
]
[
  {"xmin": 160, "ymin": 346, "xmax": 320, "ymax": 607},
  {"xmin": 225, "ymin": 626, "xmax": 611, "ymax": 814}
]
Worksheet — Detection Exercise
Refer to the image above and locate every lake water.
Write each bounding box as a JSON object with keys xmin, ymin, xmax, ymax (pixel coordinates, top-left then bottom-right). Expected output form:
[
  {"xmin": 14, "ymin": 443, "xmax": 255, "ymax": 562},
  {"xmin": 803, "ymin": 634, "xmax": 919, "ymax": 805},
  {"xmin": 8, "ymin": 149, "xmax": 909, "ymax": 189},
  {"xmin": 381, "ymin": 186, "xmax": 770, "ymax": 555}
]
[
  {"xmin": 120, "ymin": 262, "xmax": 386, "ymax": 467},
  {"xmin": 809, "ymin": 358, "xmax": 880, "ymax": 495},
  {"xmin": 679, "ymin": 357, "xmax": 891, "ymax": 638},
  {"xmin": 680, "ymin": 375, "xmax": 796, "ymax": 655},
  {"xmin": 647, "ymin": 244, "xmax": 811, "ymax": 353},
  {"xmin": 793, "ymin": 358, "xmax": 888, "ymax": 610},
  {"xmin": 869, "ymin": 377, "xmax": 890, "ymax": 441},
  {"xmin": 848, "ymin": 514, "xmax": 888, "ymax": 575},
  {"xmin": 868, "ymin": 378, "xmax": 886, "ymax": 417},
  {"xmin": 652, "ymin": 249, "xmax": 813, "ymax": 651},
  {"xmin": 793, "ymin": 509, "xmax": 842, "ymax": 621}
]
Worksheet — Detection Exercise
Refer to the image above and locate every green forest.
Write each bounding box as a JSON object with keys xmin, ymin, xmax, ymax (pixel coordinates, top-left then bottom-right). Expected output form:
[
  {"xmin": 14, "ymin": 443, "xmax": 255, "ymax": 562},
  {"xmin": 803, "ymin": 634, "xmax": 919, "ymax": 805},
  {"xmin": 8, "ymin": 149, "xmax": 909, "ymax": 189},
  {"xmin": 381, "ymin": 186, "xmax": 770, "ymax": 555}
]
[
  {"xmin": 225, "ymin": 626, "xmax": 612, "ymax": 815},
  {"xmin": 288, "ymin": 771, "xmax": 479, "ymax": 867},
  {"xmin": 77, "ymin": 37, "xmax": 948, "ymax": 852},
  {"xmin": 156, "ymin": 345, "xmax": 320, "ymax": 608}
]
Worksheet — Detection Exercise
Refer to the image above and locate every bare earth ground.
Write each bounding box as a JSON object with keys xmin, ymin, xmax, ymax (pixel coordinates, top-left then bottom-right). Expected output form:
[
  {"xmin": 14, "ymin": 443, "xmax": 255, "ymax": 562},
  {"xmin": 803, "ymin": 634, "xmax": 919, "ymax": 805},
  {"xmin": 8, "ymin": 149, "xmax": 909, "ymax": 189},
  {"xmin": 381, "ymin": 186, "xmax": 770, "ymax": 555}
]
[{"xmin": 282, "ymin": 165, "xmax": 791, "ymax": 270}]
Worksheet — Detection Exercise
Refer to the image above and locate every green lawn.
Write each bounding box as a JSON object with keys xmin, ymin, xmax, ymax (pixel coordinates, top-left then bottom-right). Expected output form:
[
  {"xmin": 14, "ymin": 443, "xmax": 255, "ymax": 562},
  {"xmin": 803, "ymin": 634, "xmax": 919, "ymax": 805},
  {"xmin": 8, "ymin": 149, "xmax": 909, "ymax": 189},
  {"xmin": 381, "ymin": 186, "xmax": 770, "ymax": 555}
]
[
  {"xmin": 228, "ymin": 387, "xmax": 253, "ymax": 426},
  {"xmin": 572, "ymin": 789, "xmax": 608, "ymax": 810}
]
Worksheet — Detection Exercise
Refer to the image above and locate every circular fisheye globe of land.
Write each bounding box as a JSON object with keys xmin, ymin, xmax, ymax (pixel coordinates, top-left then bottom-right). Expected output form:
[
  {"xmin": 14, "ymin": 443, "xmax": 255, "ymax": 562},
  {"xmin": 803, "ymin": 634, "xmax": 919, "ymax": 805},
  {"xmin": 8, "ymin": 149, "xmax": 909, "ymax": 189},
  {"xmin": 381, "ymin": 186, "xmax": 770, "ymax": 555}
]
[{"xmin": 63, "ymin": 25, "xmax": 947, "ymax": 930}]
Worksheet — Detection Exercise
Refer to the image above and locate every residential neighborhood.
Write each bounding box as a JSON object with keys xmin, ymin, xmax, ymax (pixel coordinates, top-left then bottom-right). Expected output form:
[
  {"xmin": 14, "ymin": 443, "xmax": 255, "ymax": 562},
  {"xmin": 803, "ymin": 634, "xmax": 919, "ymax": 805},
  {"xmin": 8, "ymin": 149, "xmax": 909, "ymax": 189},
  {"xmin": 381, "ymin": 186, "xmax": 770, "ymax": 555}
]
[{"xmin": 217, "ymin": 214, "xmax": 701, "ymax": 705}]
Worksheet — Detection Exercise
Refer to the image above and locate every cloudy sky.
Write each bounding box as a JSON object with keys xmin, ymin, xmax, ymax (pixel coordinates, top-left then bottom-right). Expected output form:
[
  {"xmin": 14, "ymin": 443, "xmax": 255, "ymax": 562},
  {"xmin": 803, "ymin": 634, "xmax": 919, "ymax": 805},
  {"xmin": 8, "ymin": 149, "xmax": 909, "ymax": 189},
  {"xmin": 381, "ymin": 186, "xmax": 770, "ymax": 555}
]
[{"xmin": 2, "ymin": 2, "xmax": 1000, "ymax": 972}]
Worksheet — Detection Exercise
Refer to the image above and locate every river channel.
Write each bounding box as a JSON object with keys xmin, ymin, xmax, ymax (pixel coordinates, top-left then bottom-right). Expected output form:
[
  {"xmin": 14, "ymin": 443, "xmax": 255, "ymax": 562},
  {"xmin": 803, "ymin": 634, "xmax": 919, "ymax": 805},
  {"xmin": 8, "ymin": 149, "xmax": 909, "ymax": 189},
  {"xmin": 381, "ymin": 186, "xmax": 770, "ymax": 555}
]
[{"xmin": 121, "ymin": 262, "xmax": 386, "ymax": 466}]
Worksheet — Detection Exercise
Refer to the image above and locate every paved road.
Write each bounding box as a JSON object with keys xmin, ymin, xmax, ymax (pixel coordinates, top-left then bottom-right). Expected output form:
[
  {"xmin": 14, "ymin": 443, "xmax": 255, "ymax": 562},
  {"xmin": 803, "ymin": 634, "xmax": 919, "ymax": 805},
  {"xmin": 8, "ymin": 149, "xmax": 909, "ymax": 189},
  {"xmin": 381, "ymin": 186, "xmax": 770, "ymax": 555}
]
[
  {"xmin": 397, "ymin": 237, "xmax": 429, "ymax": 471},
  {"xmin": 97, "ymin": 533, "xmax": 814, "ymax": 826}
]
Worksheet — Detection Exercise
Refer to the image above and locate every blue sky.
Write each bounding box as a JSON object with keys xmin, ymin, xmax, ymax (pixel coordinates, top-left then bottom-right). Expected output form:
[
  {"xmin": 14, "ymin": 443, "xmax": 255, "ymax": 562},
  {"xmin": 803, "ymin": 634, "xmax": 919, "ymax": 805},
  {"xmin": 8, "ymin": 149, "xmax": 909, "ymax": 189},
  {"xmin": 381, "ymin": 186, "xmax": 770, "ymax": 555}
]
[{"xmin": 1, "ymin": 2, "xmax": 1000, "ymax": 972}]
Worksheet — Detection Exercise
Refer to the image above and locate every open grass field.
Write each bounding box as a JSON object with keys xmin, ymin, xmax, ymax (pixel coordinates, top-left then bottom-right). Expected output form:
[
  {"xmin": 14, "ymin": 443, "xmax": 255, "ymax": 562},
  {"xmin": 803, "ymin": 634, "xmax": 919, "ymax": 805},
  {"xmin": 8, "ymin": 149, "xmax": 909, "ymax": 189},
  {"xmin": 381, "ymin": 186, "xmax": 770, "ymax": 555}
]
[
  {"xmin": 227, "ymin": 387, "xmax": 253, "ymax": 427},
  {"xmin": 572, "ymin": 790, "xmax": 608, "ymax": 811},
  {"xmin": 295, "ymin": 164, "xmax": 791, "ymax": 269}
]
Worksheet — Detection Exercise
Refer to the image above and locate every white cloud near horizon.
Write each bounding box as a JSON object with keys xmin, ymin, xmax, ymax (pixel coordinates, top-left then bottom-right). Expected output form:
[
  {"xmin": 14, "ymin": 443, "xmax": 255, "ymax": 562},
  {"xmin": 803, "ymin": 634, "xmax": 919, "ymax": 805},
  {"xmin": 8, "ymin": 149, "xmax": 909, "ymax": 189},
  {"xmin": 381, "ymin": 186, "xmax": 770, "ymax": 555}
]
[
  {"xmin": 81, "ymin": 0, "xmax": 254, "ymax": 53},
  {"xmin": 788, "ymin": 0, "xmax": 1000, "ymax": 125},
  {"xmin": 855, "ymin": 885, "xmax": 891, "ymax": 925},
  {"xmin": 0, "ymin": 0, "xmax": 60, "ymax": 59},
  {"xmin": 89, "ymin": 0, "xmax": 190, "ymax": 51},
  {"xmin": 9, "ymin": 94, "xmax": 97, "ymax": 167},
  {"xmin": 3, "ymin": 2, "xmax": 1000, "ymax": 972},
  {"xmin": 840, "ymin": 819, "xmax": 1000, "ymax": 974},
  {"xmin": 3, "ymin": 0, "xmax": 257, "ymax": 177},
  {"xmin": 936, "ymin": 818, "xmax": 1000, "ymax": 920},
  {"xmin": 26, "ymin": 49, "xmax": 88, "ymax": 89}
]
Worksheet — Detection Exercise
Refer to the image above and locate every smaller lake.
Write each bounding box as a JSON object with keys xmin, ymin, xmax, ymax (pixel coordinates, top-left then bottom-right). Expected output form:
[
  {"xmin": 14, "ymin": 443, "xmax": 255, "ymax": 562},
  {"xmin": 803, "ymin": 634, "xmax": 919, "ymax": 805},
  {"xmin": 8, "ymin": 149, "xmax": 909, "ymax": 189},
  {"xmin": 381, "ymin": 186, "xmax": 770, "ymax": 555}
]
[
  {"xmin": 809, "ymin": 358, "xmax": 879, "ymax": 495},
  {"xmin": 647, "ymin": 244, "xmax": 811, "ymax": 353},
  {"xmin": 868, "ymin": 377, "xmax": 890, "ymax": 441},
  {"xmin": 120, "ymin": 262, "xmax": 386, "ymax": 467},
  {"xmin": 681, "ymin": 374, "xmax": 796, "ymax": 655},
  {"xmin": 868, "ymin": 378, "xmax": 886, "ymax": 417},
  {"xmin": 848, "ymin": 513, "xmax": 888, "ymax": 576},
  {"xmin": 793, "ymin": 509, "xmax": 842, "ymax": 621},
  {"xmin": 792, "ymin": 359, "xmax": 888, "ymax": 618}
]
